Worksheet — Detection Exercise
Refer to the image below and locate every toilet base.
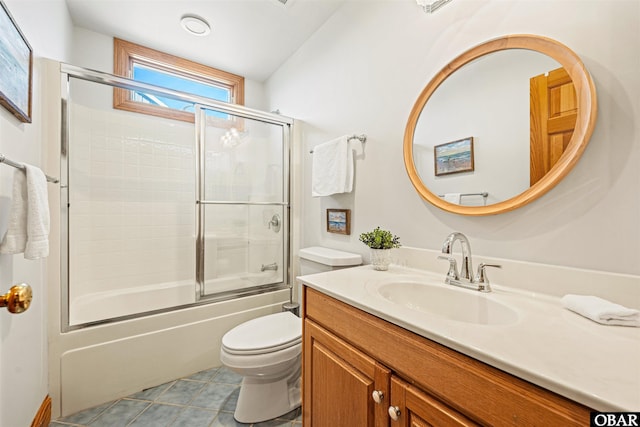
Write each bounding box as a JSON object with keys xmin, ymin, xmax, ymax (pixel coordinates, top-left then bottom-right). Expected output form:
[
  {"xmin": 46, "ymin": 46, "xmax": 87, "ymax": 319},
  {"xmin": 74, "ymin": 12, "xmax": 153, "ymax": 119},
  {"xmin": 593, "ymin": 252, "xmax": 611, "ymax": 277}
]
[{"xmin": 233, "ymin": 362, "xmax": 301, "ymax": 423}]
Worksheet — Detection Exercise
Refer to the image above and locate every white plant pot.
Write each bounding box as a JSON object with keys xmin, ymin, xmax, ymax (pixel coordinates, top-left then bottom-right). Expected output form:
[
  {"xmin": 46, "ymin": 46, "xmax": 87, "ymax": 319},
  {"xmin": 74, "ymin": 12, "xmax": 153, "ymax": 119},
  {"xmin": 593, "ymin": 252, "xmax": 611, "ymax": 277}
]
[{"xmin": 370, "ymin": 249, "xmax": 391, "ymax": 271}]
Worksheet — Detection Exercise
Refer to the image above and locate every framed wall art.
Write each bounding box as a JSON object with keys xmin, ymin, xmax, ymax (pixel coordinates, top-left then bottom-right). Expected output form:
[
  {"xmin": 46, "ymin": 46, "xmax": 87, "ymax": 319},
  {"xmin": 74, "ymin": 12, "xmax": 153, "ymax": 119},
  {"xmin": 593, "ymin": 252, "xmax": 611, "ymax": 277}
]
[
  {"xmin": 0, "ymin": 1, "xmax": 32, "ymax": 123},
  {"xmin": 434, "ymin": 136, "xmax": 474, "ymax": 176},
  {"xmin": 326, "ymin": 209, "xmax": 351, "ymax": 235}
]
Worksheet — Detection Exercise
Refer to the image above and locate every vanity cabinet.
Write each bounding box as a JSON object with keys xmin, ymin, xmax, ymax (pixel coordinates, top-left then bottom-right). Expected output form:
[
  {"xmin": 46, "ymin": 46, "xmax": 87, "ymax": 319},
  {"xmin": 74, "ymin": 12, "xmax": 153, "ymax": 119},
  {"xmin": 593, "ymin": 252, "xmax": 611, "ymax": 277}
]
[
  {"xmin": 304, "ymin": 319, "xmax": 390, "ymax": 426},
  {"xmin": 302, "ymin": 286, "xmax": 591, "ymax": 426}
]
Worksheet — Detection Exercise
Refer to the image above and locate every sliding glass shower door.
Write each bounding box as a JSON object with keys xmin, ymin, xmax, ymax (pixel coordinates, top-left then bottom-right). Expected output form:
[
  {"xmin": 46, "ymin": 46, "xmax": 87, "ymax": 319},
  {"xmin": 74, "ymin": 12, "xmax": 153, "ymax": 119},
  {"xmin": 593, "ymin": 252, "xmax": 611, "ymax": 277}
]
[
  {"xmin": 196, "ymin": 107, "xmax": 289, "ymax": 299},
  {"xmin": 62, "ymin": 65, "xmax": 291, "ymax": 329}
]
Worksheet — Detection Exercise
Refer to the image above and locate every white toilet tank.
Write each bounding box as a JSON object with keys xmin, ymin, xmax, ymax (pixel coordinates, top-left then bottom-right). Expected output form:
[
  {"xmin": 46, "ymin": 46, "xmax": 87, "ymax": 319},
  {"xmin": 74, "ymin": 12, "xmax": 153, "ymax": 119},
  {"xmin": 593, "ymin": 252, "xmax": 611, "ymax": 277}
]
[{"xmin": 299, "ymin": 246, "xmax": 362, "ymax": 275}]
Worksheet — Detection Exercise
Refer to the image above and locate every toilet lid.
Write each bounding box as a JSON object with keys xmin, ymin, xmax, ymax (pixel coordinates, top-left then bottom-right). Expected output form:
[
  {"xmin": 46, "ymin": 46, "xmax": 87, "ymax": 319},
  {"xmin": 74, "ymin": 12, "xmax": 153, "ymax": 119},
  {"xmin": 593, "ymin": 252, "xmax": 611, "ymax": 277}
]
[{"xmin": 222, "ymin": 312, "xmax": 302, "ymax": 355}]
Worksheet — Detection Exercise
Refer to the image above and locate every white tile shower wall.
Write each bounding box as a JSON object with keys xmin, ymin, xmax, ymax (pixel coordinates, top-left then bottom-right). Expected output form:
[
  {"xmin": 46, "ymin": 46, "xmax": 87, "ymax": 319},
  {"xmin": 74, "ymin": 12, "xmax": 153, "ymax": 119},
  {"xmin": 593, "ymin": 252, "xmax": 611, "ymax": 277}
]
[{"xmin": 69, "ymin": 104, "xmax": 196, "ymax": 301}]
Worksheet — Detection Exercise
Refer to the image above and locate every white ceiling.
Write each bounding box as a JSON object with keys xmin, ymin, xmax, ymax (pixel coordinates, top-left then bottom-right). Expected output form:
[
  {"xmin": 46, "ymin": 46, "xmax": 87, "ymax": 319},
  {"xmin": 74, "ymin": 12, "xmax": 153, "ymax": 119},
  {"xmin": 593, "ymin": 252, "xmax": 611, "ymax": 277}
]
[{"xmin": 65, "ymin": 0, "xmax": 346, "ymax": 82}]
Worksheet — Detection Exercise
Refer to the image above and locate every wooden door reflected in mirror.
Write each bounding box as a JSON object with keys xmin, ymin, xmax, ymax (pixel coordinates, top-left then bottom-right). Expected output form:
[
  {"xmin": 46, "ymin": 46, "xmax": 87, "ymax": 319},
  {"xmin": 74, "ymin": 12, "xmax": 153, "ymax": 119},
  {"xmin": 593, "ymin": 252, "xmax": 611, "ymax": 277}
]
[{"xmin": 530, "ymin": 67, "xmax": 577, "ymax": 186}]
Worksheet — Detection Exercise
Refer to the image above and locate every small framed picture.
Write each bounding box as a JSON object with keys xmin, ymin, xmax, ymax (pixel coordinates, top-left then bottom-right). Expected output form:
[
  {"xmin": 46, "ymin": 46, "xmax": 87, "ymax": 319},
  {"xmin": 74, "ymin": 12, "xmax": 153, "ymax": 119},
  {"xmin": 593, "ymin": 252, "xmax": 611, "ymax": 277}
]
[
  {"xmin": 434, "ymin": 137, "xmax": 474, "ymax": 176},
  {"xmin": 0, "ymin": 1, "xmax": 32, "ymax": 123},
  {"xmin": 326, "ymin": 209, "xmax": 351, "ymax": 235}
]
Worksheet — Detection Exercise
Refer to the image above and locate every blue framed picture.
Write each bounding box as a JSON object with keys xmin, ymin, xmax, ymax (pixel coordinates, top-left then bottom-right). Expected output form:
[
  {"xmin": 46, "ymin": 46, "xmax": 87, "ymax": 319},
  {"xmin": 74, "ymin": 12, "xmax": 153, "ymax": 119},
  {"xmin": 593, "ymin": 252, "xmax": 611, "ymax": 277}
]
[
  {"xmin": 434, "ymin": 137, "xmax": 474, "ymax": 176},
  {"xmin": 0, "ymin": 1, "xmax": 32, "ymax": 123},
  {"xmin": 327, "ymin": 209, "xmax": 350, "ymax": 235}
]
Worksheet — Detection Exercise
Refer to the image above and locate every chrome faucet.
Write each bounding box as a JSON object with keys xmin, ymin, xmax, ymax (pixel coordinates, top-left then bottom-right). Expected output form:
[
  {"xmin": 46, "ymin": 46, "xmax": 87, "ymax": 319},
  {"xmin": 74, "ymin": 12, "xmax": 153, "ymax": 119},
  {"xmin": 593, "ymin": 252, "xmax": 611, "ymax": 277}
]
[
  {"xmin": 438, "ymin": 232, "xmax": 501, "ymax": 292},
  {"xmin": 442, "ymin": 232, "xmax": 473, "ymax": 281}
]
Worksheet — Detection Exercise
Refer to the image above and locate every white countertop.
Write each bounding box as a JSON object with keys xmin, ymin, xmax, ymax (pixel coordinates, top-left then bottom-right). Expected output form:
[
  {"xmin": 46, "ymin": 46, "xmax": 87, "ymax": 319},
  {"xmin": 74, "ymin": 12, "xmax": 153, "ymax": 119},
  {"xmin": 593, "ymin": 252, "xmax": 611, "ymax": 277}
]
[{"xmin": 298, "ymin": 264, "xmax": 640, "ymax": 411}]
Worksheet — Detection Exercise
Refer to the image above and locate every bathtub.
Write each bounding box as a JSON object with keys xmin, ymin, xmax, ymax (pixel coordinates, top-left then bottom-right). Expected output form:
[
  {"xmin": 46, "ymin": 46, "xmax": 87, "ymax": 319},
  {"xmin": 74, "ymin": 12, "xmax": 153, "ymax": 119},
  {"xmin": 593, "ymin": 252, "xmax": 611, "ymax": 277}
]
[
  {"xmin": 69, "ymin": 272, "xmax": 282, "ymax": 326},
  {"xmin": 69, "ymin": 280, "xmax": 195, "ymax": 325},
  {"xmin": 60, "ymin": 257, "xmax": 285, "ymax": 417},
  {"xmin": 53, "ymin": 282, "xmax": 289, "ymax": 417}
]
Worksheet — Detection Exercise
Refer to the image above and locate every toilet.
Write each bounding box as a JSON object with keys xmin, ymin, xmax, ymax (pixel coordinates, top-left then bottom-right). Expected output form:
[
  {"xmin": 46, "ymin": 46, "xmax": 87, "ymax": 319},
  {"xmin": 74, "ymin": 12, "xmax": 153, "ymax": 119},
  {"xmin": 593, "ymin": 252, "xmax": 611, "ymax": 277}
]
[{"xmin": 220, "ymin": 246, "xmax": 362, "ymax": 423}]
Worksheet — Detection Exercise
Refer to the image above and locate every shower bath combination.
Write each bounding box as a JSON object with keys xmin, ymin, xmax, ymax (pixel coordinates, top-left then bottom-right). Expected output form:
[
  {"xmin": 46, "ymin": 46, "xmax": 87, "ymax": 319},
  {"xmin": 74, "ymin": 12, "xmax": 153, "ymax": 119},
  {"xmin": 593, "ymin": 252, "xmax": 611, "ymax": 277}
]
[
  {"xmin": 61, "ymin": 64, "xmax": 292, "ymax": 328},
  {"xmin": 49, "ymin": 62, "xmax": 293, "ymax": 417}
]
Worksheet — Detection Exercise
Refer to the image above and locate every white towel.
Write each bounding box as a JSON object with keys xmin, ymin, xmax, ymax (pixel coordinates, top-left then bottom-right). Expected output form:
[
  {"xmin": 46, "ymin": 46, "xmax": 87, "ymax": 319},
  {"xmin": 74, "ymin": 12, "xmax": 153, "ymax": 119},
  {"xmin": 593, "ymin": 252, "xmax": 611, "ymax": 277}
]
[
  {"xmin": 561, "ymin": 294, "xmax": 640, "ymax": 327},
  {"xmin": 0, "ymin": 165, "xmax": 50, "ymax": 259},
  {"xmin": 0, "ymin": 168, "xmax": 28, "ymax": 254},
  {"xmin": 443, "ymin": 193, "xmax": 461, "ymax": 204},
  {"xmin": 312, "ymin": 136, "xmax": 353, "ymax": 197}
]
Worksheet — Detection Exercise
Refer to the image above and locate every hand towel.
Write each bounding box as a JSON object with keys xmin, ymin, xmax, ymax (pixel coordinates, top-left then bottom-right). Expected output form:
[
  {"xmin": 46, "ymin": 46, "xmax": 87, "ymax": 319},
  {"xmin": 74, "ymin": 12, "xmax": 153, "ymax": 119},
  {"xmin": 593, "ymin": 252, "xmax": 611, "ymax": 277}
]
[
  {"xmin": 561, "ymin": 294, "xmax": 640, "ymax": 327},
  {"xmin": 312, "ymin": 136, "xmax": 353, "ymax": 197},
  {"xmin": 0, "ymin": 168, "xmax": 28, "ymax": 254},
  {"xmin": 443, "ymin": 193, "xmax": 461, "ymax": 204},
  {"xmin": 0, "ymin": 165, "xmax": 50, "ymax": 259},
  {"xmin": 24, "ymin": 164, "xmax": 50, "ymax": 259}
]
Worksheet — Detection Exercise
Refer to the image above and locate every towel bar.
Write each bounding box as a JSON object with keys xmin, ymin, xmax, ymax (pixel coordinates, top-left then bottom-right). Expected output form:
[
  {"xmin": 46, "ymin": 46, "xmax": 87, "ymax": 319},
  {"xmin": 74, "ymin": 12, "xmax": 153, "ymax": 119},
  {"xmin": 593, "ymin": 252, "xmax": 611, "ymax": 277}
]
[
  {"xmin": 438, "ymin": 192, "xmax": 488, "ymax": 198},
  {"xmin": 310, "ymin": 134, "xmax": 367, "ymax": 154},
  {"xmin": 0, "ymin": 153, "xmax": 59, "ymax": 183}
]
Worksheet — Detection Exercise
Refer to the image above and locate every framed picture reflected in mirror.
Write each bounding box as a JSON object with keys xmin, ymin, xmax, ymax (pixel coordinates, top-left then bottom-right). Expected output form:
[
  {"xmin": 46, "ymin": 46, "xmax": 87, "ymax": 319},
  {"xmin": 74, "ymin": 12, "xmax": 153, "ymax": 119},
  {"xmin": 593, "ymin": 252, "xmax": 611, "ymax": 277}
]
[{"xmin": 434, "ymin": 137, "xmax": 474, "ymax": 176}]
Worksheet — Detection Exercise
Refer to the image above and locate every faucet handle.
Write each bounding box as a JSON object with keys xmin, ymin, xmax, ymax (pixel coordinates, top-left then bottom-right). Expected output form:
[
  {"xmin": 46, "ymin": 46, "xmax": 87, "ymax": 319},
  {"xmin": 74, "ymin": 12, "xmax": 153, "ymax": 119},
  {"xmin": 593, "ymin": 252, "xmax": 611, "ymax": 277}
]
[
  {"xmin": 475, "ymin": 263, "xmax": 501, "ymax": 292},
  {"xmin": 268, "ymin": 214, "xmax": 281, "ymax": 233},
  {"xmin": 437, "ymin": 256, "xmax": 459, "ymax": 283}
]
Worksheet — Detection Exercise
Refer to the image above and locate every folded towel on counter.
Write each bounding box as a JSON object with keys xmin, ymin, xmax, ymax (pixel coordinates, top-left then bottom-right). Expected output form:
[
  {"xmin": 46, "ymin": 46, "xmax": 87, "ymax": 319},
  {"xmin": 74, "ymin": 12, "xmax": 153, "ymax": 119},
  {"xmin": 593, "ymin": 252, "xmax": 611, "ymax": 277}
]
[
  {"xmin": 0, "ymin": 164, "xmax": 50, "ymax": 259},
  {"xmin": 312, "ymin": 136, "xmax": 353, "ymax": 197},
  {"xmin": 561, "ymin": 294, "xmax": 640, "ymax": 327}
]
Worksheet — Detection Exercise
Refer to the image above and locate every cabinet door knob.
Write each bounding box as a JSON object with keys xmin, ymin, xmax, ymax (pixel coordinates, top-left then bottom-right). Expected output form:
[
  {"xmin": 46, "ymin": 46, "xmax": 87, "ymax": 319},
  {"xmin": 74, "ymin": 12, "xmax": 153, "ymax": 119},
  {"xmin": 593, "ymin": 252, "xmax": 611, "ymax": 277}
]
[
  {"xmin": 372, "ymin": 390, "xmax": 384, "ymax": 404},
  {"xmin": 388, "ymin": 405, "xmax": 401, "ymax": 421}
]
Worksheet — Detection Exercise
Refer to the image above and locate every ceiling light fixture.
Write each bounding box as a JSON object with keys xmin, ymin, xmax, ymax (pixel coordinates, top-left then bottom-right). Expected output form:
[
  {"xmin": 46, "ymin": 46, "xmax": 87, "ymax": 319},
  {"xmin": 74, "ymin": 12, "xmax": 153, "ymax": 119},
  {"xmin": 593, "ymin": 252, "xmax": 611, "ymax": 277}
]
[
  {"xmin": 416, "ymin": 0, "xmax": 453, "ymax": 13},
  {"xmin": 181, "ymin": 15, "xmax": 211, "ymax": 36}
]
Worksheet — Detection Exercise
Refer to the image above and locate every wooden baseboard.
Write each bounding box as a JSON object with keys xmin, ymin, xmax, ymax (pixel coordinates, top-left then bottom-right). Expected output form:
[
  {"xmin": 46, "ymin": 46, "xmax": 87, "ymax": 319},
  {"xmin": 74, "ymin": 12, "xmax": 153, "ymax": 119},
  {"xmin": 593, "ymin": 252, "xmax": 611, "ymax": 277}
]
[{"xmin": 30, "ymin": 395, "xmax": 51, "ymax": 427}]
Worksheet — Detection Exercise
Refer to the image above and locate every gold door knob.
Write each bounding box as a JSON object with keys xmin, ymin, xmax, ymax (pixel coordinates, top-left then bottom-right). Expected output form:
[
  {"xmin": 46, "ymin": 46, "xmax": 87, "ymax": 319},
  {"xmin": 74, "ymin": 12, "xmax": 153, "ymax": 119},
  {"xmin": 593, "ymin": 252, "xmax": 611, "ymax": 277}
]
[{"xmin": 1, "ymin": 283, "xmax": 33, "ymax": 314}]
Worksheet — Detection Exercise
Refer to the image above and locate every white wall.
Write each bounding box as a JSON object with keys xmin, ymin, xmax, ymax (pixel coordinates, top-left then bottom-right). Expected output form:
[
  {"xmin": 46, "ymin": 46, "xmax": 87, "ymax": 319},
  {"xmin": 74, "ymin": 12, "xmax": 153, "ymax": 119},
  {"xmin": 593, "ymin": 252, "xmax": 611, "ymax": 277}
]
[
  {"xmin": 266, "ymin": 0, "xmax": 640, "ymax": 277},
  {"xmin": 5, "ymin": 0, "xmax": 73, "ymax": 62},
  {"xmin": 0, "ymin": 1, "xmax": 72, "ymax": 426}
]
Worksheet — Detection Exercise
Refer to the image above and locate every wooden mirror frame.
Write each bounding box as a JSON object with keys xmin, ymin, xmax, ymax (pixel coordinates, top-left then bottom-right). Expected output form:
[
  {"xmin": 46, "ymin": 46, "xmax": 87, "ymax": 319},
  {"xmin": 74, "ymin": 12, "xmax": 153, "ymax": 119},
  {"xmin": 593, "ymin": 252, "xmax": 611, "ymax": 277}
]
[{"xmin": 403, "ymin": 34, "xmax": 597, "ymax": 216}]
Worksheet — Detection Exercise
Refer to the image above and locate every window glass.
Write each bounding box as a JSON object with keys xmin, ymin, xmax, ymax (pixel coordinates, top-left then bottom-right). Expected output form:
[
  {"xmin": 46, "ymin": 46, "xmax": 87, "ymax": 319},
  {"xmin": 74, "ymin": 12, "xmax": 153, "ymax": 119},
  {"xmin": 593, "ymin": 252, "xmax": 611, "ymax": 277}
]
[
  {"xmin": 113, "ymin": 38, "xmax": 244, "ymax": 123},
  {"xmin": 132, "ymin": 63, "xmax": 230, "ymax": 119}
]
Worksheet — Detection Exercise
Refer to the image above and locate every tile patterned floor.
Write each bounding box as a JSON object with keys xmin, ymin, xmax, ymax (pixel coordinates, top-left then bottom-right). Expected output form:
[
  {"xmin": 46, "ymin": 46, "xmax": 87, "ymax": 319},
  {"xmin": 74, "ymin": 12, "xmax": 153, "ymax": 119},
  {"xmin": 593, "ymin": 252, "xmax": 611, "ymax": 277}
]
[{"xmin": 49, "ymin": 367, "xmax": 302, "ymax": 427}]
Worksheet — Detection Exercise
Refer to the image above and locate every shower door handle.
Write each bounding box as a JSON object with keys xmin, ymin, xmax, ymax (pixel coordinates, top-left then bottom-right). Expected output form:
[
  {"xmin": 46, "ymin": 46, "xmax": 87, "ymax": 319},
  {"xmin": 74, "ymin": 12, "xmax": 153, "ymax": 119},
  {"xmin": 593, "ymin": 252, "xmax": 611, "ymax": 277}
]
[{"xmin": 1, "ymin": 283, "xmax": 33, "ymax": 314}]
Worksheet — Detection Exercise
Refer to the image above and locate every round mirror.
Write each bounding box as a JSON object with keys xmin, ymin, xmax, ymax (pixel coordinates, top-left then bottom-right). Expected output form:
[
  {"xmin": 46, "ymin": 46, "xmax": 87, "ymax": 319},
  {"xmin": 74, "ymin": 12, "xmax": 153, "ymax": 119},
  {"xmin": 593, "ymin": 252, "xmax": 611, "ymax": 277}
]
[{"xmin": 403, "ymin": 34, "xmax": 597, "ymax": 215}]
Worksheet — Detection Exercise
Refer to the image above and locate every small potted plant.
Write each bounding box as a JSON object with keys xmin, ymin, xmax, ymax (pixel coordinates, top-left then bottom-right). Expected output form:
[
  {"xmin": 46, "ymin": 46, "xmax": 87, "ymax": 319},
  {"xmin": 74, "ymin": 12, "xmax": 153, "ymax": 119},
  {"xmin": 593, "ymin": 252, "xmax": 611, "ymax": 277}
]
[{"xmin": 359, "ymin": 226, "xmax": 401, "ymax": 271}]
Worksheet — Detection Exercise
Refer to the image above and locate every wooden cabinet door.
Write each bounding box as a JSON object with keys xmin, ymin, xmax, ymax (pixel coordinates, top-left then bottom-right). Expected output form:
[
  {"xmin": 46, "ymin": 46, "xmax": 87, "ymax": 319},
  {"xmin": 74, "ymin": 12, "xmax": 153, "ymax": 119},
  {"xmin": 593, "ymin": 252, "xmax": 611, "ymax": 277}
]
[
  {"xmin": 389, "ymin": 377, "xmax": 479, "ymax": 427},
  {"xmin": 303, "ymin": 319, "xmax": 390, "ymax": 427}
]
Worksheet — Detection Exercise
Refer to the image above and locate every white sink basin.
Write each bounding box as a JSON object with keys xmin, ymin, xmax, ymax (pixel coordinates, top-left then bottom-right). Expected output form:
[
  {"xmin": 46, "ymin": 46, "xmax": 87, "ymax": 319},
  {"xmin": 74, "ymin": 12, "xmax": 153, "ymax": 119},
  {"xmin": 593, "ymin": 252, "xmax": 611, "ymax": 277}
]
[{"xmin": 367, "ymin": 278, "xmax": 519, "ymax": 325}]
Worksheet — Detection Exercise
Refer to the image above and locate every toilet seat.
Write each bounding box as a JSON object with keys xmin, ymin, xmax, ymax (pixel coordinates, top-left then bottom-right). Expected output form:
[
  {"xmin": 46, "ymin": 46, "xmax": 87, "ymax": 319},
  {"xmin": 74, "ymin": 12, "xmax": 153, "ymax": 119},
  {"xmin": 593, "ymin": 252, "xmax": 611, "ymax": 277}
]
[
  {"xmin": 221, "ymin": 342, "xmax": 301, "ymax": 373},
  {"xmin": 222, "ymin": 311, "xmax": 301, "ymax": 355},
  {"xmin": 220, "ymin": 311, "xmax": 303, "ymax": 423}
]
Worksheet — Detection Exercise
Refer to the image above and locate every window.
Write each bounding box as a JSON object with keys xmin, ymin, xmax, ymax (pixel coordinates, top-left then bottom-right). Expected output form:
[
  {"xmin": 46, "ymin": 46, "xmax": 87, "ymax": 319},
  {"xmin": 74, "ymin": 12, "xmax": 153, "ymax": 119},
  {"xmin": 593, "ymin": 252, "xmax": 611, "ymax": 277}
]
[{"xmin": 113, "ymin": 38, "xmax": 244, "ymax": 123}]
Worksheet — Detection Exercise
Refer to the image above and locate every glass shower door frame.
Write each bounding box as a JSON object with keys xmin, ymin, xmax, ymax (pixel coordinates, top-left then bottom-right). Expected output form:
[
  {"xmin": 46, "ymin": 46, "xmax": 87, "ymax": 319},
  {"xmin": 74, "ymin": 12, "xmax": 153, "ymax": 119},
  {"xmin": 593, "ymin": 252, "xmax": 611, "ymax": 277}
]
[
  {"xmin": 194, "ymin": 105, "xmax": 291, "ymax": 301},
  {"xmin": 60, "ymin": 64, "xmax": 293, "ymax": 331}
]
